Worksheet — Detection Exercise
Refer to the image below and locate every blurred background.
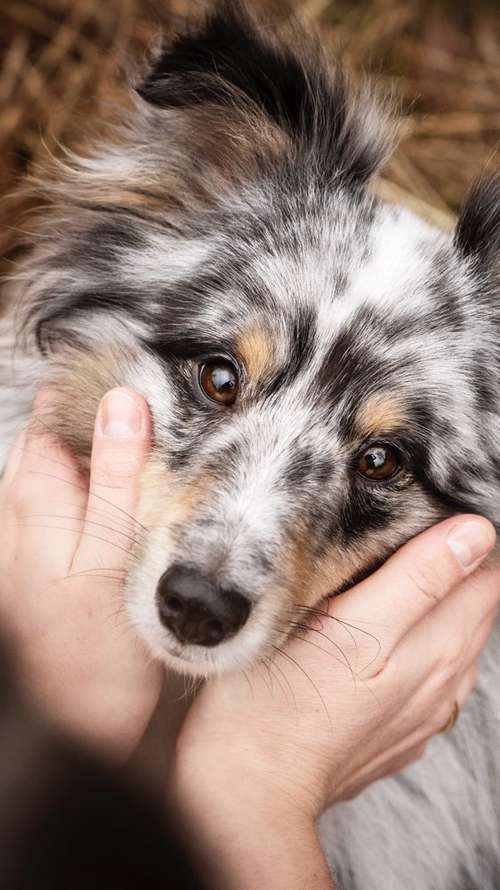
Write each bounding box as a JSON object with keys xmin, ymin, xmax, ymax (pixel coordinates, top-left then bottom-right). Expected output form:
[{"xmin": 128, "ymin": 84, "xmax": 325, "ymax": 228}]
[
  {"xmin": 0, "ymin": 0, "xmax": 499, "ymax": 246},
  {"xmin": 0, "ymin": 4, "xmax": 498, "ymax": 880}
]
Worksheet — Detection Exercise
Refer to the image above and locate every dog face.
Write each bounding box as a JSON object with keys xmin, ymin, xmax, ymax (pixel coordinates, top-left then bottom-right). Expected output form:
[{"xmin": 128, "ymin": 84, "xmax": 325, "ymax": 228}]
[{"xmin": 13, "ymin": 2, "xmax": 500, "ymax": 675}]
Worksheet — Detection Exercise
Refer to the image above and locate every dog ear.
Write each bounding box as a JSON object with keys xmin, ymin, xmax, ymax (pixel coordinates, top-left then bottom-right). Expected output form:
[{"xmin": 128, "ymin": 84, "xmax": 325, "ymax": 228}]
[
  {"xmin": 454, "ymin": 176, "xmax": 500, "ymax": 265},
  {"xmin": 137, "ymin": 1, "xmax": 396, "ymax": 185},
  {"xmin": 138, "ymin": 1, "xmax": 291, "ymax": 114}
]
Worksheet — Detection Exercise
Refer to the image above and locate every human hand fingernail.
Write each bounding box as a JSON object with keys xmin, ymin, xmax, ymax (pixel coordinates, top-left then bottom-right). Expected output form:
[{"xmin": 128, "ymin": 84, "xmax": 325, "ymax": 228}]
[
  {"xmin": 98, "ymin": 389, "xmax": 144, "ymax": 438},
  {"xmin": 447, "ymin": 521, "xmax": 495, "ymax": 569}
]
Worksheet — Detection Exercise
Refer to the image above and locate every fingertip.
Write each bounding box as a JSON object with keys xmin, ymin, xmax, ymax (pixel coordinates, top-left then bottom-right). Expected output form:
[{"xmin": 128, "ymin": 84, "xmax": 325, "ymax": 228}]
[
  {"xmin": 445, "ymin": 516, "xmax": 496, "ymax": 571},
  {"xmin": 86, "ymin": 389, "xmax": 152, "ymax": 495},
  {"xmin": 330, "ymin": 514, "xmax": 498, "ymax": 653},
  {"xmin": 14, "ymin": 387, "xmax": 73, "ymax": 477},
  {"xmin": 95, "ymin": 388, "xmax": 151, "ymax": 442}
]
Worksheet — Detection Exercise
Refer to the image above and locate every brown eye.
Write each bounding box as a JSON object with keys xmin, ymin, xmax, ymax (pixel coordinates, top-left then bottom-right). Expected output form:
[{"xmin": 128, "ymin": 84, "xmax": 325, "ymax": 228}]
[
  {"xmin": 199, "ymin": 359, "xmax": 239, "ymax": 406},
  {"xmin": 357, "ymin": 444, "xmax": 401, "ymax": 480}
]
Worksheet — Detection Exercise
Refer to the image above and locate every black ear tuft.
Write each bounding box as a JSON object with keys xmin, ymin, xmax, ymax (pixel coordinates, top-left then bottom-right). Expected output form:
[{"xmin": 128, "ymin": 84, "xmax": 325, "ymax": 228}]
[
  {"xmin": 138, "ymin": 1, "xmax": 295, "ymax": 117},
  {"xmin": 455, "ymin": 176, "xmax": 500, "ymax": 262},
  {"xmin": 137, "ymin": 1, "xmax": 395, "ymax": 185}
]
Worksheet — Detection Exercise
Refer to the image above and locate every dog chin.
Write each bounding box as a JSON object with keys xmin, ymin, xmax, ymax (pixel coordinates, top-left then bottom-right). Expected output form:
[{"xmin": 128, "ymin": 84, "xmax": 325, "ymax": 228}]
[
  {"xmin": 131, "ymin": 611, "xmax": 278, "ymax": 678},
  {"xmin": 153, "ymin": 647, "xmax": 231, "ymax": 679},
  {"xmin": 142, "ymin": 638, "xmax": 253, "ymax": 678}
]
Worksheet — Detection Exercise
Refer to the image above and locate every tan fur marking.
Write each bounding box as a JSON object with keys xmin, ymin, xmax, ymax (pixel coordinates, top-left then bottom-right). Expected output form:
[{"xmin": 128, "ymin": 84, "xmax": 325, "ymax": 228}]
[
  {"xmin": 309, "ymin": 543, "xmax": 375, "ymax": 601},
  {"xmin": 48, "ymin": 345, "xmax": 127, "ymax": 463},
  {"xmin": 237, "ymin": 327, "xmax": 275, "ymax": 382},
  {"xmin": 280, "ymin": 524, "xmax": 388, "ymax": 610},
  {"xmin": 138, "ymin": 458, "xmax": 215, "ymax": 529},
  {"xmin": 356, "ymin": 393, "xmax": 406, "ymax": 438}
]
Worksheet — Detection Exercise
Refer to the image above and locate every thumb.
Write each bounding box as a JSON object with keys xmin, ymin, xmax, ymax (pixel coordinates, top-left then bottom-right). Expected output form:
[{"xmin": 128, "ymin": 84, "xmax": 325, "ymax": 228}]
[
  {"xmin": 73, "ymin": 388, "xmax": 152, "ymax": 571},
  {"xmin": 330, "ymin": 515, "xmax": 496, "ymax": 659}
]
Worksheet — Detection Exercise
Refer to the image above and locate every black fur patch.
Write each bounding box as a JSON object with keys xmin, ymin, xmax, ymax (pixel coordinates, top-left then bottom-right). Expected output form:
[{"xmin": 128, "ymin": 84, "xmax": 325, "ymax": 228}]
[
  {"xmin": 339, "ymin": 485, "xmax": 395, "ymax": 542},
  {"xmin": 318, "ymin": 314, "xmax": 390, "ymax": 404},
  {"xmin": 264, "ymin": 306, "xmax": 317, "ymax": 395},
  {"xmin": 138, "ymin": 0, "xmax": 391, "ymax": 184},
  {"xmin": 455, "ymin": 176, "xmax": 500, "ymax": 262}
]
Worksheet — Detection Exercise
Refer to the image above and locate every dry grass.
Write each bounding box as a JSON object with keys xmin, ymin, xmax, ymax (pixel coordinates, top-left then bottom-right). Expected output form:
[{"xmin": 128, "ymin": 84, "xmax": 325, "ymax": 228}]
[{"xmin": 0, "ymin": 0, "xmax": 499, "ymax": 244}]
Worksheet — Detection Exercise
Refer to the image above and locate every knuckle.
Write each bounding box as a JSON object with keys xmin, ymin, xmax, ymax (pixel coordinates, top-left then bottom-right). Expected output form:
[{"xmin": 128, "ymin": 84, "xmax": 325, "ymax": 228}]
[
  {"xmin": 360, "ymin": 648, "xmax": 391, "ymax": 681},
  {"xmin": 407, "ymin": 563, "xmax": 448, "ymax": 606},
  {"xmin": 430, "ymin": 704, "xmax": 453, "ymax": 736},
  {"xmin": 466, "ymin": 663, "xmax": 478, "ymax": 689},
  {"xmin": 92, "ymin": 454, "xmax": 141, "ymax": 489},
  {"xmin": 436, "ymin": 649, "xmax": 463, "ymax": 686},
  {"xmin": 409, "ymin": 743, "xmax": 427, "ymax": 765},
  {"xmin": 6, "ymin": 476, "xmax": 36, "ymax": 514}
]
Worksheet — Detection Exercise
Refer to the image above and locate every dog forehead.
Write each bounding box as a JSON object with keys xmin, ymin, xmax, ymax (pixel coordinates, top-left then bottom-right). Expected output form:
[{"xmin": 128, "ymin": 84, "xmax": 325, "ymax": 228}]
[
  {"xmin": 248, "ymin": 200, "xmax": 446, "ymax": 313},
  {"xmin": 140, "ymin": 181, "xmax": 466, "ymax": 422}
]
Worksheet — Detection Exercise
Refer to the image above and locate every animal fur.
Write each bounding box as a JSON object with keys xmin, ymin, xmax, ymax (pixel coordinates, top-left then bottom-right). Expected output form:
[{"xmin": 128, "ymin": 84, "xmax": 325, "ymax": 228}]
[{"xmin": 2, "ymin": 2, "xmax": 500, "ymax": 886}]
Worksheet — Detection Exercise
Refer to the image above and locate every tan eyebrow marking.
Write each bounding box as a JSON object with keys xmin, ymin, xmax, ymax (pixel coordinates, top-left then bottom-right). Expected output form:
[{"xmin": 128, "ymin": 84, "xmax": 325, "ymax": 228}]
[
  {"xmin": 236, "ymin": 327, "xmax": 275, "ymax": 382},
  {"xmin": 356, "ymin": 393, "xmax": 406, "ymax": 438}
]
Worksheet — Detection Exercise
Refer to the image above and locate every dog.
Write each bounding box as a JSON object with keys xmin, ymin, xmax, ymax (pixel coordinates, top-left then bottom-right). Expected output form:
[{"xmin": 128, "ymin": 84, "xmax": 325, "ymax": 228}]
[{"xmin": 2, "ymin": 2, "xmax": 500, "ymax": 886}]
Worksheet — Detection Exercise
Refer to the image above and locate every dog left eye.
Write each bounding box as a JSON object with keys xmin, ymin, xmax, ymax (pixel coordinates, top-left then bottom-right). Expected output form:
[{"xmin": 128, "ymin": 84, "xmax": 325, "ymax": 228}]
[
  {"xmin": 198, "ymin": 359, "xmax": 239, "ymax": 406},
  {"xmin": 357, "ymin": 444, "xmax": 401, "ymax": 480}
]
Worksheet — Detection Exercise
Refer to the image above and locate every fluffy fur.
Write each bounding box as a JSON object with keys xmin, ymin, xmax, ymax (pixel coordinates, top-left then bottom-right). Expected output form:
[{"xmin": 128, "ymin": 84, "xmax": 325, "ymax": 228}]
[{"xmin": 2, "ymin": 2, "xmax": 500, "ymax": 886}]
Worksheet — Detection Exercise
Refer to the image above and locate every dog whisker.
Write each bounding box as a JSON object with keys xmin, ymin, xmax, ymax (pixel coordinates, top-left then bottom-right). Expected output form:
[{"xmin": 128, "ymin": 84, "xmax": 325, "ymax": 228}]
[
  {"xmin": 26, "ymin": 465, "xmax": 148, "ymax": 533},
  {"xmin": 62, "ymin": 574, "xmax": 125, "ymax": 585},
  {"xmin": 15, "ymin": 523, "xmax": 138, "ymax": 558},
  {"xmin": 287, "ymin": 622, "xmax": 355, "ymax": 678},
  {"xmin": 241, "ymin": 669, "xmax": 255, "ymax": 699},
  {"xmin": 293, "ymin": 605, "xmax": 361, "ymax": 668},
  {"xmin": 294, "ymin": 605, "xmax": 382, "ymax": 664},
  {"xmin": 271, "ymin": 644, "xmax": 332, "ymax": 732},
  {"xmin": 257, "ymin": 655, "xmax": 275, "ymax": 696},
  {"xmin": 61, "ymin": 566, "xmax": 127, "ymax": 579},
  {"xmin": 19, "ymin": 514, "xmax": 142, "ymax": 547},
  {"xmin": 265, "ymin": 650, "xmax": 298, "ymax": 712}
]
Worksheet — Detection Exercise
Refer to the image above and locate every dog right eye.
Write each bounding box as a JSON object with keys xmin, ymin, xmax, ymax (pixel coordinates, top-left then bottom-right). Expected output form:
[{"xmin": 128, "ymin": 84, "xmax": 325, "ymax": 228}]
[
  {"xmin": 198, "ymin": 359, "xmax": 239, "ymax": 406},
  {"xmin": 356, "ymin": 443, "xmax": 401, "ymax": 481}
]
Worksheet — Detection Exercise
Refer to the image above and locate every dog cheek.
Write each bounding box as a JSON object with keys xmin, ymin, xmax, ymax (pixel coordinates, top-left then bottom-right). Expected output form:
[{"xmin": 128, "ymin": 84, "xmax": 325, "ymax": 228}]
[
  {"xmin": 43, "ymin": 346, "xmax": 134, "ymax": 462},
  {"xmin": 278, "ymin": 532, "xmax": 371, "ymax": 610}
]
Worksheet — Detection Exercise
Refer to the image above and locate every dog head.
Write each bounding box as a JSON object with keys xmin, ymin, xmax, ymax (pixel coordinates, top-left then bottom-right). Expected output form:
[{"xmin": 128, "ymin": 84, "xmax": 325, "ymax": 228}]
[{"xmin": 13, "ymin": 2, "xmax": 500, "ymax": 675}]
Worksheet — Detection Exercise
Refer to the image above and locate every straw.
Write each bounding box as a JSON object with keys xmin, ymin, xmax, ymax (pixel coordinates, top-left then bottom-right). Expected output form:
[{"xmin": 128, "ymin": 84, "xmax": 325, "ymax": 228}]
[{"xmin": 0, "ymin": 0, "xmax": 499, "ymax": 243}]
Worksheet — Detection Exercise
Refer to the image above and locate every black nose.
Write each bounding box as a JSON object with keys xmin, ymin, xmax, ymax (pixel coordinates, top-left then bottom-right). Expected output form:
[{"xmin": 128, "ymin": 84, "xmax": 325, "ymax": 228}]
[{"xmin": 156, "ymin": 565, "xmax": 251, "ymax": 647}]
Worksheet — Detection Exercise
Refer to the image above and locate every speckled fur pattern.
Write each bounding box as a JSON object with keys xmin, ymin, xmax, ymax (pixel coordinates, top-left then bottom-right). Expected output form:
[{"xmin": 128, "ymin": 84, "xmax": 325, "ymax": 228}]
[{"xmin": 2, "ymin": 2, "xmax": 500, "ymax": 887}]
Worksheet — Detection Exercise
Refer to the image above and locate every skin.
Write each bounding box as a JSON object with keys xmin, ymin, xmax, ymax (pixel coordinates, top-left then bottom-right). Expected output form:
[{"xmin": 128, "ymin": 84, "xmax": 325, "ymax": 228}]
[
  {"xmin": 0, "ymin": 388, "xmax": 499, "ymax": 889},
  {"xmin": 0, "ymin": 387, "xmax": 163, "ymax": 759}
]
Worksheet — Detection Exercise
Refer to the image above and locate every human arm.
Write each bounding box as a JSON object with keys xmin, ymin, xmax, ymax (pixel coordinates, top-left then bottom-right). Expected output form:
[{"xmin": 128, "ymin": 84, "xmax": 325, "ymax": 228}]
[{"xmin": 174, "ymin": 516, "xmax": 497, "ymax": 889}]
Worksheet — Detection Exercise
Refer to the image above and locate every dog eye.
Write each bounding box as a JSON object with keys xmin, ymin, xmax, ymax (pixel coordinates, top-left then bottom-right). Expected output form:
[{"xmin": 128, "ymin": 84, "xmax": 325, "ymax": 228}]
[
  {"xmin": 357, "ymin": 444, "xmax": 401, "ymax": 480},
  {"xmin": 198, "ymin": 359, "xmax": 239, "ymax": 406}
]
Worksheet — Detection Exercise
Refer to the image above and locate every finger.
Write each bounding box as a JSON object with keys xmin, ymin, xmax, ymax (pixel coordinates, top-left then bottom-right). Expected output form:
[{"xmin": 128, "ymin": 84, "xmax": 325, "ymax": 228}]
[
  {"xmin": 393, "ymin": 658, "xmax": 479, "ymax": 747},
  {"xmin": 337, "ymin": 741, "xmax": 428, "ymax": 803},
  {"xmin": 330, "ymin": 516, "xmax": 496, "ymax": 663},
  {"xmin": 467, "ymin": 604, "xmax": 499, "ymax": 666},
  {"xmin": 4, "ymin": 388, "xmax": 84, "ymax": 515},
  {"xmin": 74, "ymin": 388, "xmax": 152, "ymax": 571},
  {"xmin": 455, "ymin": 662, "xmax": 479, "ymax": 710},
  {"xmin": 431, "ymin": 662, "xmax": 478, "ymax": 737},
  {"xmin": 346, "ymin": 662, "xmax": 478, "ymax": 799},
  {"xmin": 396, "ymin": 571, "xmax": 500, "ymax": 684},
  {"xmin": 2, "ymin": 425, "xmax": 28, "ymax": 487}
]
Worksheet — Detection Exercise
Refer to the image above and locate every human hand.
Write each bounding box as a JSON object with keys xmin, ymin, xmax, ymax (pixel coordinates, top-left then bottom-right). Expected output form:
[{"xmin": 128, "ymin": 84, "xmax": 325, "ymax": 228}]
[
  {"xmin": 175, "ymin": 517, "xmax": 498, "ymax": 888},
  {"xmin": 0, "ymin": 388, "xmax": 162, "ymax": 760}
]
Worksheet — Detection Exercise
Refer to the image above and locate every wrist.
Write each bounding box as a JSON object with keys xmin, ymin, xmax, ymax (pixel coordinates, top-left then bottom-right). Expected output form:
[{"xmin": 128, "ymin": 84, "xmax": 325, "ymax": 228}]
[
  {"xmin": 174, "ymin": 741, "xmax": 333, "ymax": 890},
  {"xmin": 23, "ymin": 656, "xmax": 160, "ymax": 764},
  {"xmin": 180, "ymin": 791, "xmax": 332, "ymax": 890}
]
